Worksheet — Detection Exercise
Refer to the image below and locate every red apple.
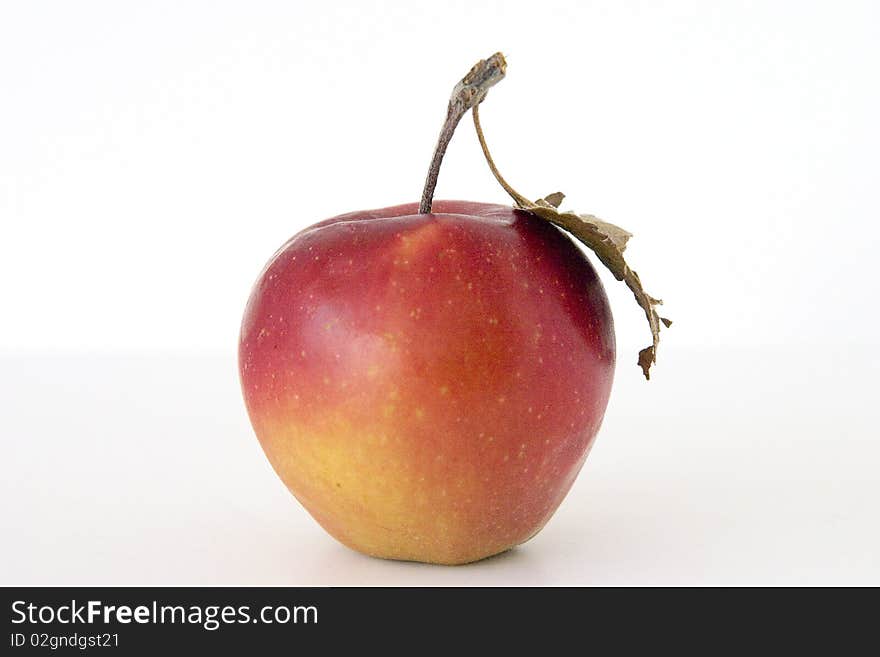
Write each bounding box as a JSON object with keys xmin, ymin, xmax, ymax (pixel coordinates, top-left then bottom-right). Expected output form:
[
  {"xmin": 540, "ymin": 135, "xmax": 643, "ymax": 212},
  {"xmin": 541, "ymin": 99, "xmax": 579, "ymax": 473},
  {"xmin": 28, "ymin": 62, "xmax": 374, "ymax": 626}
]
[
  {"xmin": 238, "ymin": 52, "xmax": 667, "ymax": 565},
  {"xmin": 239, "ymin": 200, "xmax": 615, "ymax": 564}
]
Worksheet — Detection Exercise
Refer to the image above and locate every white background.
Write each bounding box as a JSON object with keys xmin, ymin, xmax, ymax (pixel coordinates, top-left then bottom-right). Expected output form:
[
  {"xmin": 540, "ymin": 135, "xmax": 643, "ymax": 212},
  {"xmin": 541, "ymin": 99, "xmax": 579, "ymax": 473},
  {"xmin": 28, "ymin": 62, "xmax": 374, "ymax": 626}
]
[{"xmin": 2, "ymin": 1, "xmax": 878, "ymax": 585}]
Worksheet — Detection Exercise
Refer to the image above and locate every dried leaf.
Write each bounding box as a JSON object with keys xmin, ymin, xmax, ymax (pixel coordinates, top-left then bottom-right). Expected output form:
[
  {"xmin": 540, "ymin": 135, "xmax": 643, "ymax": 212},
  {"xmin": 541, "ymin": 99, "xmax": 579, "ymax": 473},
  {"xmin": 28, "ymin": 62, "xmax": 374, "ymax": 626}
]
[
  {"xmin": 541, "ymin": 192, "xmax": 565, "ymax": 208},
  {"xmin": 579, "ymin": 214, "xmax": 632, "ymax": 252}
]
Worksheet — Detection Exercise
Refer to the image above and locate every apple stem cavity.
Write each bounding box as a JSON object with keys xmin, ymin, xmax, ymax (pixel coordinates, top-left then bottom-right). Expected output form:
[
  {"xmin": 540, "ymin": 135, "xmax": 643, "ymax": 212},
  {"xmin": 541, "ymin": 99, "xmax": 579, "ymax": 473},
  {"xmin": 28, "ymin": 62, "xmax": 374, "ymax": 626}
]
[{"xmin": 418, "ymin": 52, "xmax": 507, "ymax": 215}]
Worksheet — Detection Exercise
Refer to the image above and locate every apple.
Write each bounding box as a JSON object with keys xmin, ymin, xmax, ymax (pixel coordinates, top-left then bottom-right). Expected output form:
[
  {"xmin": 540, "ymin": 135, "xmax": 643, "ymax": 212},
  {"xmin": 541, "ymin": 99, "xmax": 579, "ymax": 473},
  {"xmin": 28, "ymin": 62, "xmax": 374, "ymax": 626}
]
[
  {"xmin": 239, "ymin": 199, "xmax": 615, "ymax": 564},
  {"xmin": 239, "ymin": 53, "xmax": 666, "ymax": 564}
]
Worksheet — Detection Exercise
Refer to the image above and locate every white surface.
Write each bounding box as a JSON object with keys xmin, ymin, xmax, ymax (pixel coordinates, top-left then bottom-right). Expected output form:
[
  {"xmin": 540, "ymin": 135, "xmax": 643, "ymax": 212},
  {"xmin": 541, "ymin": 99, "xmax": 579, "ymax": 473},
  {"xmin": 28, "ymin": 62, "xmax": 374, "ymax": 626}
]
[{"xmin": 3, "ymin": 346, "xmax": 878, "ymax": 586}]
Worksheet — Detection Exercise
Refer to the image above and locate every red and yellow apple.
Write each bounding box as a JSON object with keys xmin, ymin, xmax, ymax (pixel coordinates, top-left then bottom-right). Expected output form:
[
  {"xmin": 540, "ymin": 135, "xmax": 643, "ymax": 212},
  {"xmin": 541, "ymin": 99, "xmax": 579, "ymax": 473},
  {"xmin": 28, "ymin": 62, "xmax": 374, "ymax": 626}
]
[{"xmin": 239, "ymin": 200, "xmax": 615, "ymax": 564}]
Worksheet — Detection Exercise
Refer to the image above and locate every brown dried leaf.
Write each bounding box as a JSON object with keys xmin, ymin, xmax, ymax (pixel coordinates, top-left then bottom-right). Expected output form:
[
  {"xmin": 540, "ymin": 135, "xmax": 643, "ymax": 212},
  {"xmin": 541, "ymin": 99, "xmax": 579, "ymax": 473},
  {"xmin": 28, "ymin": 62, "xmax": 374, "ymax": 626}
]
[
  {"xmin": 579, "ymin": 213, "xmax": 632, "ymax": 252},
  {"xmin": 541, "ymin": 192, "xmax": 565, "ymax": 208}
]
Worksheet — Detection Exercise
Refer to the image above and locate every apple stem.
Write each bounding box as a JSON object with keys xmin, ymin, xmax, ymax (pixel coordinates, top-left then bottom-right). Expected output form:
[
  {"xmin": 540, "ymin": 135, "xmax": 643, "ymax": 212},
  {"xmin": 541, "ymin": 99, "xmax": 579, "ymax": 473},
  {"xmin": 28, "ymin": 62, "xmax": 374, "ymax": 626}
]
[
  {"xmin": 471, "ymin": 105, "xmax": 532, "ymax": 208},
  {"xmin": 418, "ymin": 53, "xmax": 508, "ymax": 214}
]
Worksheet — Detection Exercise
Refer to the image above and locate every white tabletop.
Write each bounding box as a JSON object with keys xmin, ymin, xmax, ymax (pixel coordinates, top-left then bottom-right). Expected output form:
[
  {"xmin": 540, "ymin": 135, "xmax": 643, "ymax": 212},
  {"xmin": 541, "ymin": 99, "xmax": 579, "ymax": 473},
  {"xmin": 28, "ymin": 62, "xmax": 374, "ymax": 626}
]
[{"xmin": 2, "ymin": 345, "xmax": 877, "ymax": 586}]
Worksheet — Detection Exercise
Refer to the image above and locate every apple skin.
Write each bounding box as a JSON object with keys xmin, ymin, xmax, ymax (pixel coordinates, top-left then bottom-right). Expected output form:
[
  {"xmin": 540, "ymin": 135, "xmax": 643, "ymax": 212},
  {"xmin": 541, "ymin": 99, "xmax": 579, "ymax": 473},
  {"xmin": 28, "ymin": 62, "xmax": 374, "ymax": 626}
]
[{"xmin": 239, "ymin": 200, "xmax": 615, "ymax": 565}]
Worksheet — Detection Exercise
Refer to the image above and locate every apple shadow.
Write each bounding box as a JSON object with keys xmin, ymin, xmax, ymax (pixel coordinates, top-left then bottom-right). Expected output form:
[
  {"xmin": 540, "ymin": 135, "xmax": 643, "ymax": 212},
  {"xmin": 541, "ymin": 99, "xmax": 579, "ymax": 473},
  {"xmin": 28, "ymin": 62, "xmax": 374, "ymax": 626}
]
[{"xmin": 274, "ymin": 536, "xmax": 557, "ymax": 586}]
